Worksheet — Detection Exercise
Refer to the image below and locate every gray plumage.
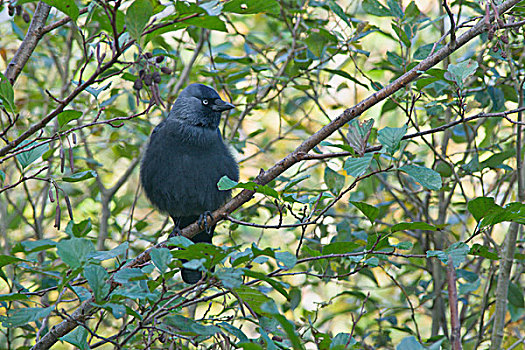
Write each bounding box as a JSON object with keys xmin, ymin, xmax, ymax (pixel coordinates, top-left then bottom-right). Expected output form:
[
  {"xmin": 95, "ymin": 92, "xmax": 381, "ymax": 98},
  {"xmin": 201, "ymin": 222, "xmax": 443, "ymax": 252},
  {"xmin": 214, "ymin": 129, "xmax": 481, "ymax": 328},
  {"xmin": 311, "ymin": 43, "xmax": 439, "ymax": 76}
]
[{"xmin": 140, "ymin": 83, "xmax": 239, "ymax": 283}]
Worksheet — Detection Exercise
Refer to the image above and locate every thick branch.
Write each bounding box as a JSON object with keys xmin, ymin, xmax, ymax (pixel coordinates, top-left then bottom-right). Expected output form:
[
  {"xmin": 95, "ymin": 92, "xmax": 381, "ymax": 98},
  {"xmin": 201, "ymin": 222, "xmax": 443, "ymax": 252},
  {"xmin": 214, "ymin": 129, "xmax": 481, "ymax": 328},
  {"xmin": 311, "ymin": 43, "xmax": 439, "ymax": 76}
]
[
  {"xmin": 4, "ymin": 2, "xmax": 51, "ymax": 84},
  {"xmin": 447, "ymin": 260, "xmax": 461, "ymax": 350}
]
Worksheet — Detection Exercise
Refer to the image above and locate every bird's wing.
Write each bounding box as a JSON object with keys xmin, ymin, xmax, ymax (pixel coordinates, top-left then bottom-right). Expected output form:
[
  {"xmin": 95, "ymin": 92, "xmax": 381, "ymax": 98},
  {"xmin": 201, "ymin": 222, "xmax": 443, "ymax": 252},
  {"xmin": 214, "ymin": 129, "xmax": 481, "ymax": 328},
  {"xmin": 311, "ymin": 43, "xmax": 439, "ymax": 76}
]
[{"xmin": 150, "ymin": 120, "xmax": 166, "ymax": 139}]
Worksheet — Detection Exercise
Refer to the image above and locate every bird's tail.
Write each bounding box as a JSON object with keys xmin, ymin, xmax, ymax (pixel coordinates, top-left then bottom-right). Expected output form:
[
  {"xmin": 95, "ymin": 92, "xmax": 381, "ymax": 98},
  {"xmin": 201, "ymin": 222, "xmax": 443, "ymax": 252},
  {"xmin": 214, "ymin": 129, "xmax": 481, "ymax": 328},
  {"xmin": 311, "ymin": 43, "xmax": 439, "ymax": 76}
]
[{"xmin": 174, "ymin": 216, "xmax": 215, "ymax": 284}]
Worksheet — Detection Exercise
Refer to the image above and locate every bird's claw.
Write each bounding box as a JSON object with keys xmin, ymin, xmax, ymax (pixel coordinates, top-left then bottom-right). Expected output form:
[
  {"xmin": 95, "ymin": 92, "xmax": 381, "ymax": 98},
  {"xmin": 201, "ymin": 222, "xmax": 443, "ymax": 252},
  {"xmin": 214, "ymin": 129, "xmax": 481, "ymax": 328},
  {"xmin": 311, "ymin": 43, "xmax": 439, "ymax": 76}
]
[
  {"xmin": 198, "ymin": 211, "xmax": 214, "ymax": 234},
  {"xmin": 168, "ymin": 225, "xmax": 182, "ymax": 238}
]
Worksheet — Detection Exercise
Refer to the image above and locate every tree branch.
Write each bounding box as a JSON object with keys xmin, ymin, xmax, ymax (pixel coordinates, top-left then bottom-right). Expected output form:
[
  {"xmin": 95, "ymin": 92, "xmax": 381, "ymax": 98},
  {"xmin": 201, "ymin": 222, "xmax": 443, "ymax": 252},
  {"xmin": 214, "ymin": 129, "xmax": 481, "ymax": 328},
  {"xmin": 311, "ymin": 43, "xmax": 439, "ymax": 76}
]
[
  {"xmin": 447, "ymin": 259, "xmax": 461, "ymax": 350},
  {"xmin": 4, "ymin": 1, "xmax": 51, "ymax": 84}
]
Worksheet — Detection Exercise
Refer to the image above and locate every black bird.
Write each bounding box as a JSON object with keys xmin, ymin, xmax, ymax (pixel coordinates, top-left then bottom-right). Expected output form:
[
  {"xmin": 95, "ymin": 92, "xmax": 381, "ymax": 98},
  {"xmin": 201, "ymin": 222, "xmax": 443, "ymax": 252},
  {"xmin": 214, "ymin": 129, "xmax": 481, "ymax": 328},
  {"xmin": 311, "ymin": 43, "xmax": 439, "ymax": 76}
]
[{"xmin": 140, "ymin": 83, "xmax": 239, "ymax": 284}]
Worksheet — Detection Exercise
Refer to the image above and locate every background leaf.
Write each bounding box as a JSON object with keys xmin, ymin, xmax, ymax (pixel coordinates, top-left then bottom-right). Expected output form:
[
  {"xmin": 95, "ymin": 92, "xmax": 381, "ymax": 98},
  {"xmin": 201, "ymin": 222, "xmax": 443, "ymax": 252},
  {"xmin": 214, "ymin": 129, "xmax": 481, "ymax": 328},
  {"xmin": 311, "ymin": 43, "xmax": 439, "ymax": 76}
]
[
  {"xmin": 125, "ymin": 0, "xmax": 153, "ymax": 41},
  {"xmin": 399, "ymin": 164, "xmax": 442, "ymax": 190}
]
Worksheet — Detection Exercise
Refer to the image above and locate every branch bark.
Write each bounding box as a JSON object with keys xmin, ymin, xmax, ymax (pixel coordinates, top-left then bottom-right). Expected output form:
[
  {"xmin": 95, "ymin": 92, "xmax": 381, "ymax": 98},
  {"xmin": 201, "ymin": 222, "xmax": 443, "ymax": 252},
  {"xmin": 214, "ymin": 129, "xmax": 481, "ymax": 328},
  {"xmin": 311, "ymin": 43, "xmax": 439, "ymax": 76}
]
[
  {"xmin": 447, "ymin": 260, "xmax": 461, "ymax": 350},
  {"xmin": 490, "ymin": 64, "xmax": 525, "ymax": 350},
  {"xmin": 4, "ymin": 1, "xmax": 51, "ymax": 84}
]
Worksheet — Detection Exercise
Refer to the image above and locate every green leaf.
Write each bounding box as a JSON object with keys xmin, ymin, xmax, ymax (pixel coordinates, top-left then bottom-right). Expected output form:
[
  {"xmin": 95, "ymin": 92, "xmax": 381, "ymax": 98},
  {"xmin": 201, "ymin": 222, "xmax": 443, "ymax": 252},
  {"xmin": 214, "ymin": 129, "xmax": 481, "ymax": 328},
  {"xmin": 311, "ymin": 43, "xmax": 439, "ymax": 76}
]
[
  {"xmin": 405, "ymin": 1, "xmax": 421, "ymax": 19},
  {"xmin": 488, "ymin": 86, "xmax": 505, "ymax": 112},
  {"xmin": 83, "ymin": 264, "xmax": 110, "ymax": 302},
  {"xmin": 480, "ymin": 202, "xmax": 525, "ymax": 228},
  {"xmin": 62, "ymin": 170, "xmax": 97, "ymax": 182},
  {"xmin": 237, "ymin": 342, "xmax": 266, "ymax": 350},
  {"xmin": 413, "ymin": 43, "xmax": 442, "ymax": 60},
  {"xmin": 391, "ymin": 23, "xmax": 411, "ymax": 47},
  {"xmin": 387, "ymin": 51, "xmax": 404, "ymax": 68},
  {"xmin": 391, "ymin": 221, "xmax": 438, "ymax": 233},
  {"xmin": 324, "ymin": 69, "xmax": 369, "ymax": 89},
  {"xmin": 56, "ymin": 238, "xmax": 95, "ymax": 269},
  {"xmin": 59, "ymin": 326, "xmax": 89, "ymax": 350},
  {"xmin": 215, "ymin": 267, "xmax": 244, "ymax": 288},
  {"xmin": 457, "ymin": 269, "xmax": 479, "ymax": 283},
  {"xmin": 480, "ymin": 150, "xmax": 515, "ymax": 170},
  {"xmin": 112, "ymin": 280, "xmax": 156, "ymax": 300},
  {"xmin": 462, "ymin": 154, "xmax": 481, "ymax": 174},
  {"xmin": 164, "ymin": 315, "xmax": 221, "ymax": 336},
  {"xmin": 180, "ymin": 15, "xmax": 227, "ymax": 32},
  {"xmin": 0, "ymin": 255, "xmax": 26, "ymax": 268},
  {"xmin": 399, "ymin": 164, "xmax": 442, "ymax": 190},
  {"xmin": 215, "ymin": 53, "xmax": 253, "ymax": 64},
  {"xmin": 448, "ymin": 243, "xmax": 471, "ymax": 268},
  {"xmin": 243, "ymin": 269, "xmax": 288, "ymax": 298},
  {"xmin": 445, "ymin": 60, "xmax": 478, "ymax": 88},
  {"xmin": 217, "ymin": 176, "xmax": 238, "ymax": 189},
  {"xmin": 199, "ymin": 0, "xmax": 223, "ymax": 16},
  {"xmin": 259, "ymin": 301, "xmax": 305, "ymax": 350},
  {"xmin": 467, "ymin": 197, "xmax": 498, "ymax": 222},
  {"xmin": 65, "ymin": 218, "xmax": 92, "ymax": 238},
  {"xmin": 458, "ymin": 278, "xmax": 480, "ymax": 295},
  {"xmin": 234, "ymin": 285, "xmax": 273, "ymax": 315},
  {"xmin": 275, "ymin": 251, "xmax": 296, "ymax": 270},
  {"xmin": 125, "ymin": 0, "xmax": 153, "ymax": 41},
  {"xmin": 0, "ymin": 293, "xmax": 29, "ymax": 302},
  {"xmin": 470, "ymin": 243, "xmax": 500, "ymax": 260},
  {"xmin": 114, "ymin": 268, "xmax": 146, "ymax": 284},
  {"xmin": 83, "ymin": 81, "xmax": 112, "ymax": 99},
  {"xmin": 322, "ymin": 242, "xmax": 360, "ymax": 255},
  {"xmin": 378, "ymin": 124, "xmax": 407, "ymax": 154},
  {"xmin": 101, "ymin": 303, "xmax": 127, "ymax": 319},
  {"xmin": 175, "ymin": 1, "xmax": 205, "ymax": 15},
  {"xmin": 0, "ymin": 170, "xmax": 4, "ymax": 184},
  {"xmin": 218, "ymin": 322, "xmax": 249, "ymax": 343},
  {"xmin": 350, "ymin": 201, "xmax": 379, "ymax": 224},
  {"xmin": 416, "ymin": 76, "xmax": 442, "ymax": 90},
  {"xmin": 1, "ymin": 306, "xmax": 53, "ymax": 328},
  {"xmin": 396, "ymin": 336, "xmax": 424, "ymax": 350},
  {"xmin": 508, "ymin": 282, "xmax": 524, "ymax": 308},
  {"xmin": 217, "ymin": 176, "xmax": 279, "ymax": 198},
  {"xmin": 276, "ymin": 314, "xmax": 305, "ymax": 350},
  {"xmin": 289, "ymin": 287, "xmax": 301, "ymax": 310},
  {"xmin": 427, "ymin": 242, "xmax": 469, "ymax": 268},
  {"xmin": 0, "ymin": 72, "xmax": 16, "ymax": 113},
  {"xmin": 344, "ymin": 153, "xmax": 374, "ymax": 177},
  {"xmin": 42, "ymin": 0, "xmax": 79, "ymax": 20},
  {"xmin": 57, "ymin": 110, "xmax": 82, "ymax": 128},
  {"xmin": 167, "ymin": 235, "xmax": 194, "ymax": 248},
  {"xmin": 304, "ymin": 28, "xmax": 337, "ymax": 58},
  {"xmin": 328, "ymin": 0, "xmax": 352, "ymax": 28},
  {"xmin": 347, "ymin": 119, "xmax": 374, "ymax": 156},
  {"xmin": 331, "ymin": 333, "xmax": 356, "ymax": 349},
  {"xmin": 387, "ymin": 0, "xmax": 404, "ymax": 18},
  {"xmin": 151, "ymin": 247, "xmax": 171, "ymax": 274},
  {"xmin": 324, "ymin": 166, "xmax": 345, "ymax": 194},
  {"xmin": 12, "ymin": 239, "xmax": 56, "ymax": 253},
  {"xmin": 362, "ymin": 0, "xmax": 392, "ymax": 16},
  {"xmin": 16, "ymin": 140, "xmax": 49, "ymax": 168},
  {"xmin": 89, "ymin": 242, "xmax": 129, "ymax": 261},
  {"xmin": 394, "ymin": 241, "xmax": 413, "ymax": 250},
  {"xmin": 222, "ymin": 0, "xmax": 279, "ymax": 15}
]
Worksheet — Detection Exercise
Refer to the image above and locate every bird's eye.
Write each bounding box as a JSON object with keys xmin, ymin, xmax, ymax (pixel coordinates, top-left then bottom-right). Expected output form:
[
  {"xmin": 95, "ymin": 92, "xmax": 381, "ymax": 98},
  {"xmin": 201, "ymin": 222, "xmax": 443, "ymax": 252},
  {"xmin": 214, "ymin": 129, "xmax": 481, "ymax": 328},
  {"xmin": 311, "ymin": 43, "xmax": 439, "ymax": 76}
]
[{"xmin": 202, "ymin": 99, "xmax": 209, "ymax": 105}]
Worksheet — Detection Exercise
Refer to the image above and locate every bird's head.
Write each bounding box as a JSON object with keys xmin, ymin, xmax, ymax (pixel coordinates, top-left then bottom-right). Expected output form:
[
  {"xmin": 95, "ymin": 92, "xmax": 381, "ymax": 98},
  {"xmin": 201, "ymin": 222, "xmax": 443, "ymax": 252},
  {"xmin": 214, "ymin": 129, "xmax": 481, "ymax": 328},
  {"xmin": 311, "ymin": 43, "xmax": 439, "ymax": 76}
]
[{"xmin": 169, "ymin": 83, "xmax": 234, "ymax": 128}]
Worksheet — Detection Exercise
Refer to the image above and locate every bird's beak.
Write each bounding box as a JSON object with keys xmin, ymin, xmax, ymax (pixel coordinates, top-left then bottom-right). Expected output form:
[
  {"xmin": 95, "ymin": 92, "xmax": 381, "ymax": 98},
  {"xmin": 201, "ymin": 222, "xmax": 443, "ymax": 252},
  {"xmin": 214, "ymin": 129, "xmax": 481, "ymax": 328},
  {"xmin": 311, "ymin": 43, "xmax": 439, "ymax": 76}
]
[{"xmin": 213, "ymin": 99, "xmax": 235, "ymax": 112}]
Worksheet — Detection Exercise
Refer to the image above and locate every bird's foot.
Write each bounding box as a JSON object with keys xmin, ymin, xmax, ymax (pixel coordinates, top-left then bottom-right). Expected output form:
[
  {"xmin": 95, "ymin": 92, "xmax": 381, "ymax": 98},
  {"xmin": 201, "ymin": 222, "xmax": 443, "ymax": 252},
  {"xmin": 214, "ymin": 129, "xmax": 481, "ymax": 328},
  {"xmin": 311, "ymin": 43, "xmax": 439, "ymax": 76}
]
[
  {"xmin": 198, "ymin": 211, "xmax": 214, "ymax": 234},
  {"xmin": 168, "ymin": 225, "xmax": 182, "ymax": 238}
]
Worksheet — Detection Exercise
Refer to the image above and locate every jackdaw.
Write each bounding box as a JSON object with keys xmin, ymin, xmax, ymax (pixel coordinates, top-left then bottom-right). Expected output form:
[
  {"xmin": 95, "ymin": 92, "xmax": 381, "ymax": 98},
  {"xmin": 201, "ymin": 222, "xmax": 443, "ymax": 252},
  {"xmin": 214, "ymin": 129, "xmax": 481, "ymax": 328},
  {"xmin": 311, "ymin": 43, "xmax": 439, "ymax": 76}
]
[{"xmin": 140, "ymin": 83, "xmax": 239, "ymax": 284}]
